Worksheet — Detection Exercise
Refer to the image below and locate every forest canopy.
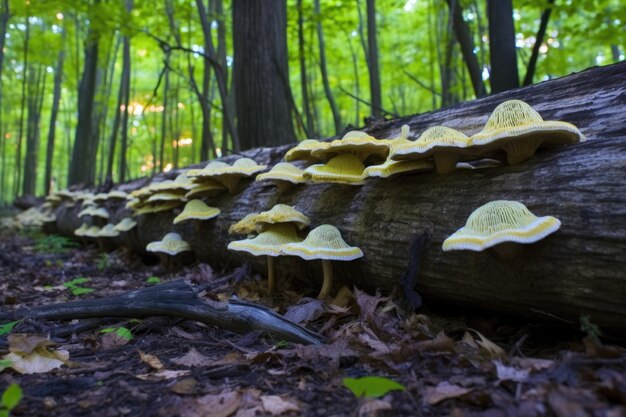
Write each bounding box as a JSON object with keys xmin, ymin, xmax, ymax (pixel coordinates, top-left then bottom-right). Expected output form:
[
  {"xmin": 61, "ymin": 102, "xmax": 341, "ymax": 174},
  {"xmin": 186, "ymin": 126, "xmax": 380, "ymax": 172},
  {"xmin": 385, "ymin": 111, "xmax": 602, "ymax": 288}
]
[{"xmin": 0, "ymin": 0, "xmax": 623, "ymax": 203}]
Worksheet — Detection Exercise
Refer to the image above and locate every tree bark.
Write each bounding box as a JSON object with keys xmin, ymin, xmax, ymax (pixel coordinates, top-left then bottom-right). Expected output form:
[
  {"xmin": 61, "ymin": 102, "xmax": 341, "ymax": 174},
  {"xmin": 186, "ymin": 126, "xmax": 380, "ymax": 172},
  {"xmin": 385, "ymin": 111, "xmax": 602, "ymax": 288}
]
[
  {"xmin": 365, "ymin": 0, "xmax": 382, "ymax": 119},
  {"xmin": 0, "ymin": 0, "xmax": 10, "ymax": 203},
  {"xmin": 118, "ymin": 15, "xmax": 132, "ymax": 183},
  {"xmin": 51, "ymin": 62, "xmax": 626, "ymax": 333},
  {"xmin": 232, "ymin": 0, "xmax": 295, "ymax": 149},
  {"xmin": 297, "ymin": 0, "xmax": 315, "ymax": 137},
  {"xmin": 487, "ymin": 0, "xmax": 519, "ymax": 93},
  {"xmin": 22, "ymin": 65, "xmax": 46, "ymax": 196},
  {"xmin": 313, "ymin": 0, "xmax": 342, "ymax": 134},
  {"xmin": 44, "ymin": 33, "xmax": 66, "ymax": 195},
  {"xmin": 15, "ymin": 14, "xmax": 30, "ymax": 197}
]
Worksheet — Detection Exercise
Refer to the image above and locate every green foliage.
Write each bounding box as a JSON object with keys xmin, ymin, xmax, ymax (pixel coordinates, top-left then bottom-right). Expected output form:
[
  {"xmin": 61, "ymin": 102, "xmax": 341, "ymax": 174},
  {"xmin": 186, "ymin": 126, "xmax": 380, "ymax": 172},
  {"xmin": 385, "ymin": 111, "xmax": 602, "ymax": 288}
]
[
  {"xmin": 63, "ymin": 277, "xmax": 95, "ymax": 296},
  {"xmin": 146, "ymin": 276, "xmax": 161, "ymax": 284},
  {"xmin": 0, "ymin": 321, "xmax": 21, "ymax": 336},
  {"xmin": 100, "ymin": 326, "xmax": 133, "ymax": 341},
  {"xmin": 343, "ymin": 376, "xmax": 406, "ymax": 399},
  {"xmin": 0, "ymin": 383, "xmax": 23, "ymax": 417},
  {"xmin": 34, "ymin": 234, "xmax": 79, "ymax": 255},
  {"xmin": 96, "ymin": 254, "xmax": 111, "ymax": 271},
  {"xmin": 580, "ymin": 315, "xmax": 602, "ymax": 343}
]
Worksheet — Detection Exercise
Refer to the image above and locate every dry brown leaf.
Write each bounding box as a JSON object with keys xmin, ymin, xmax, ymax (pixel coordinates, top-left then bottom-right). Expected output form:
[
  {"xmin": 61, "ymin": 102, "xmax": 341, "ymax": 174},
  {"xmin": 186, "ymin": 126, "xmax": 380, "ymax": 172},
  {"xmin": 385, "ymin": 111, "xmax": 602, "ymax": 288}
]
[
  {"xmin": 260, "ymin": 395, "xmax": 300, "ymax": 415},
  {"xmin": 284, "ymin": 299, "xmax": 324, "ymax": 324},
  {"xmin": 171, "ymin": 348, "xmax": 213, "ymax": 367},
  {"xmin": 423, "ymin": 382, "xmax": 473, "ymax": 405},
  {"xmin": 331, "ymin": 286, "xmax": 353, "ymax": 308},
  {"xmin": 357, "ymin": 399, "xmax": 392, "ymax": 417},
  {"xmin": 3, "ymin": 334, "xmax": 69, "ymax": 374},
  {"xmin": 101, "ymin": 330, "xmax": 131, "ymax": 349},
  {"xmin": 494, "ymin": 360, "xmax": 529, "ymax": 382},
  {"xmin": 136, "ymin": 369, "xmax": 191, "ymax": 381},
  {"xmin": 471, "ymin": 330, "xmax": 506, "ymax": 359},
  {"xmin": 170, "ymin": 377, "xmax": 198, "ymax": 395},
  {"xmin": 180, "ymin": 390, "xmax": 242, "ymax": 417},
  {"xmin": 139, "ymin": 350, "xmax": 165, "ymax": 370}
]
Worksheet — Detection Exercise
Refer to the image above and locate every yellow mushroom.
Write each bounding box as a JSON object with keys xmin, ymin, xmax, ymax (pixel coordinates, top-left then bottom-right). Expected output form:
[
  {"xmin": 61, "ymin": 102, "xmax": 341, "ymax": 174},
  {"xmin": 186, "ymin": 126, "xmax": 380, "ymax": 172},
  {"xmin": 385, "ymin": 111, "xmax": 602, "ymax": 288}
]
[
  {"xmin": 256, "ymin": 162, "xmax": 307, "ymax": 192},
  {"xmin": 303, "ymin": 154, "xmax": 366, "ymax": 185},
  {"xmin": 173, "ymin": 200, "xmax": 220, "ymax": 224}
]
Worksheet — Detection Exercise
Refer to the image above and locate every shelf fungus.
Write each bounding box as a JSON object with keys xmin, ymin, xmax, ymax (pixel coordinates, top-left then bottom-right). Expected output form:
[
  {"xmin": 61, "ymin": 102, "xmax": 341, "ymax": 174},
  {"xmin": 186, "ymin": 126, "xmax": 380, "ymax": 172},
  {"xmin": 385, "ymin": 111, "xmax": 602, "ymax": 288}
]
[
  {"xmin": 113, "ymin": 218, "xmax": 137, "ymax": 233},
  {"xmin": 185, "ymin": 179, "xmax": 227, "ymax": 199},
  {"xmin": 74, "ymin": 223, "xmax": 90, "ymax": 237},
  {"xmin": 470, "ymin": 100, "xmax": 585, "ymax": 165},
  {"xmin": 284, "ymin": 139, "xmax": 330, "ymax": 163},
  {"xmin": 280, "ymin": 224, "xmax": 363, "ymax": 299},
  {"xmin": 146, "ymin": 232, "xmax": 193, "ymax": 271},
  {"xmin": 442, "ymin": 200, "xmax": 561, "ymax": 259},
  {"xmin": 95, "ymin": 223, "xmax": 120, "ymax": 251},
  {"xmin": 228, "ymin": 205, "xmax": 310, "ymax": 294},
  {"xmin": 228, "ymin": 223, "xmax": 303, "ymax": 295},
  {"xmin": 303, "ymin": 154, "xmax": 366, "ymax": 185},
  {"xmin": 311, "ymin": 130, "xmax": 390, "ymax": 163},
  {"xmin": 200, "ymin": 158, "xmax": 268, "ymax": 193},
  {"xmin": 390, "ymin": 126, "xmax": 472, "ymax": 174},
  {"xmin": 256, "ymin": 162, "xmax": 307, "ymax": 192},
  {"xmin": 173, "ymin": 199, "xmax": 220, "ymax": 224}
]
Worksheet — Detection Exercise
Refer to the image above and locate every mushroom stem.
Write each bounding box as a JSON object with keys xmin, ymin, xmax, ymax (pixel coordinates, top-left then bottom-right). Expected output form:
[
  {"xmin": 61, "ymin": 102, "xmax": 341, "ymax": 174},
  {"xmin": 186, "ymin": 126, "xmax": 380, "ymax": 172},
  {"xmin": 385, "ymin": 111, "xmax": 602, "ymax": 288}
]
[
  {"xmin": 492, "ymin": 242, "xmax": 522, "ymax": 259},
  {"xmin": 267, "ymin": 256, "xmax": 276, "ymax": 295},
  {"xmin": 318, "ymin": 259, "xmax": 333, "ymax": 299},
  {"xmin": 275, "ymin": 181, "xmax": 294, "ymax": 193},
  {"xmin": 433, "ymin": 152, "xmax": 461, "ymax": 174}
]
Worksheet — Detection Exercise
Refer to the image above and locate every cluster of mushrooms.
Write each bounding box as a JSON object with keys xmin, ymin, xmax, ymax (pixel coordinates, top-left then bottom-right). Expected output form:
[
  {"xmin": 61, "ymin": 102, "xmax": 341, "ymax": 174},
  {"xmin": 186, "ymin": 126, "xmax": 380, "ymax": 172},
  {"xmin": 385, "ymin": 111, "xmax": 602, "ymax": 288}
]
[{"xmin": 8, "ymin": 99, "xmax": 582, "ymax": 298}]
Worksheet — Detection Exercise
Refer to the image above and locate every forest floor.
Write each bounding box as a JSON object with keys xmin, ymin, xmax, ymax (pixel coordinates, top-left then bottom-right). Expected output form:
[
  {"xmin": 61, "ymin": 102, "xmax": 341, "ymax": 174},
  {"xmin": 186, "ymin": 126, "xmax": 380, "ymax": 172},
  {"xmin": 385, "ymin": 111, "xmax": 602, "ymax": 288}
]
[{"xmin": 0, "ymin": 229, "xmax": 625, "ymax": 417}]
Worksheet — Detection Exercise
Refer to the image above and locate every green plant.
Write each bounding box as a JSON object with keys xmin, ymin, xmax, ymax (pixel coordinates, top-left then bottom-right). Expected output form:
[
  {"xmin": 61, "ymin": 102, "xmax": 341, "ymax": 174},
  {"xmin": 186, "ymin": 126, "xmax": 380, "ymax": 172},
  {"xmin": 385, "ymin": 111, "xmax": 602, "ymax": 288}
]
[
  {"xmin": 146, "ymin": 276, "xmax": 161, "ymax": 284},
  {"xmin": 343, "ymin": 376, "xmax": 406, "ymax": 399},
  {"xmin": 0, "ymin": 384, "xmax": 23, "ymax": 417},
  {"xmin": 96, "ymin": 254, "xmax": 111, "ymax": 271},
  {"xmin": 580, "ymin": 315, "xmax": 602, "ymax": 344},
  {"xmin": 64, "ymin": 278, "xmax": 95, "ymax": 296},
  {"xmin": 100, "ymin": 326, "xmax": 133, "ymax": 341},
  {"xmin": 0, "ymin": 321, "xmax": 21, "ymax": 336},
  {"xmin": 34, "ymin": 234, "xmax": 79, "ymax": 255}
]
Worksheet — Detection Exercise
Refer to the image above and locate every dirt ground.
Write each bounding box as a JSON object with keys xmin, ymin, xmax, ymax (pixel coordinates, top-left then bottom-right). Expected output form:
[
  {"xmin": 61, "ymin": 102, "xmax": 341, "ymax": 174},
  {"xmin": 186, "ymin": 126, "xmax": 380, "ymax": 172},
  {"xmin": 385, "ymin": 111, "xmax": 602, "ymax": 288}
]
[{"xmin": 0, "ymin": 229, "xmax": 625, "ymax": 417}]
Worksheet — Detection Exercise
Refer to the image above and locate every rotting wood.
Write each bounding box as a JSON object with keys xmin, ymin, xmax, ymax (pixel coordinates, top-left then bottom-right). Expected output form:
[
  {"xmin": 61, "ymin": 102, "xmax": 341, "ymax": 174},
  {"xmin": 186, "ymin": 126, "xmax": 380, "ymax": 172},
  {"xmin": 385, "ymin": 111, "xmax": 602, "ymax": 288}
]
[{"xmin": 52, "ymin": 62, "xmax": 626, "ymax": 332}]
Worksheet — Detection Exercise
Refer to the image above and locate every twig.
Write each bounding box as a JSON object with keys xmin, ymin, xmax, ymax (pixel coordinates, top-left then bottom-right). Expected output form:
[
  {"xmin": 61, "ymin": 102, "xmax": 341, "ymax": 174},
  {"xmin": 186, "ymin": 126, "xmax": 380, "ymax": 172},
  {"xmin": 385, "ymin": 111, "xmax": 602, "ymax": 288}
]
[
  {"xmin": 403, "ymin": 70, "xmax": 442, "ymax": 97},
  {"xmin": 338, "ymin": 86, "xmax": 400, "ymax": 118}
]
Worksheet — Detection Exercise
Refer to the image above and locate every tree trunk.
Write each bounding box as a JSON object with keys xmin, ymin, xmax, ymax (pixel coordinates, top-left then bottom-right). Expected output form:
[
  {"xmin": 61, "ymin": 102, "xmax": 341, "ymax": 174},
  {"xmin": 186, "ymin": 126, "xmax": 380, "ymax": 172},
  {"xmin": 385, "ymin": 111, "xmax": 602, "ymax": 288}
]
[
  {"xmin": 0, "ymin": 0, "xmax": 11, "ymax": 203},
  {"xmin": 68, "ymin": 27, "xmax": 99, "ymax": 186},
  {"xmin": 232, "ymin": 0, "xmax": 295, "ymax": 149},
  {"xmin": 22, "ymin": 65, "xmax": 46, "ymax": 196},
  {"xmin": 523, "ymin": 0, "xmax": 554, "ymax": 86},
  {"xmin": 297, "ymin": 0, "xmax": 314, "ymax": 137},
  {"xmin": 313, "ymin": 0, "xmax": 342, "ymax": 135},
  {"xmin": 159, "ymin": 65, "xmax": 170, "ymax": 172},
  {"xmin": 51, "ymin": 62, "xmax": 626, "ymax": 333},
  {"xmin": 446, "ymin": 0, "xmax": 487, "ymax": 97},
  {"xmin": 365, "ymin": 0, "xmax": 382, "ymax": 119},
  {"xmin": 118, "ymin": 19, "xmax": 132, "ymax": 183},
  {"xmin": 45, "ymin": 34, "xmax": 66, "ymax": 195},
  {"xmin": 15, "ymin": 14, "xmax": 30, "ymax": 197},
  {"xmin": 487, "ymin": 0, "xmax": 519, "ymax": 93}
]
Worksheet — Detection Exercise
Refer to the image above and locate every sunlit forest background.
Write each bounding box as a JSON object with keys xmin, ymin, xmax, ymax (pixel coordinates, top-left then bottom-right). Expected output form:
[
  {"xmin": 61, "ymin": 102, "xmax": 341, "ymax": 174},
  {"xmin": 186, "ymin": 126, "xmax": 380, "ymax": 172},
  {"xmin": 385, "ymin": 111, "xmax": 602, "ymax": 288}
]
[{"xmin": 0, "ymin": 0, "xmax": 623, "ymax": 204}]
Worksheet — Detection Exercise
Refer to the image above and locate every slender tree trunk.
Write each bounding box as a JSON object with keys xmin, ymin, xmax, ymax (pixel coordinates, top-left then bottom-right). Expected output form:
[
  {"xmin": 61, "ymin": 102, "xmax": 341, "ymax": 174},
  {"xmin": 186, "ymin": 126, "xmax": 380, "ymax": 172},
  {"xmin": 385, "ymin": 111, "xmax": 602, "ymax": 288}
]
[
  {"xmin": 212, "ymin": 0, "xmax": 231, "ymax": 153},
  {"xmin": 297, "ymin": 0, "xmax": 314, "ymax": 137},
  {"xmin": 44, "ymin": 34, "xmax": 66, "ymax": 195},
  {"xmin": 487, "ymin": 0, "xmax": 519, "ymax": 93},
  {"xmin": 365, "ymin": 0, "xmax": 382, "ymax": 119},
  {"xmin": 446, "ymin": 0, "xmax": 487, "ymax": 97},
  {"xmin": 346, "ymin": 34, "xmax": 361, "ymax": 127},
  {"xmin": 196, "ymin": 0, "xmax": 239, "ymax": 152},
  {"xmin": 68, "ymin": 26, "xmax": 100, "ymax": 186},
  {"xmin": 523, "ymin": 0, "xmax": 554, "ymax": 86},
  {"xmin": 159, "ymin": 65, "xmax": 170, "ymax": 171},
  {"xmin": 0, "ymin": 0, "xmax": 11, "ymax": 203},
  {"xmin": 313, "ymin": 0, "xmax": 342, "ymax": 134},
  {"xmin": 232, "ymin": 0, "xmax": 295, "ymax": 149},
  {"xmin": 172, "ymin": 77, "xmax": 180, "ymax": 169},
  {"xmin": 427, "ymin": 0, "xmax": 437, "ymax": 109},
  {"xmin": 15, "ymin": 15, "xmax": 30, "ymax": 196},
  {"xmin": 22, "ymin": 65, "xmax": 45, "ymax": 195},
  {"xmin": 98, "ymin": 34, "xmax": 120, "ymax": 184},
  {"xmin": 118, "ymin": 8, "xmax": 132, "ymax": 182}
]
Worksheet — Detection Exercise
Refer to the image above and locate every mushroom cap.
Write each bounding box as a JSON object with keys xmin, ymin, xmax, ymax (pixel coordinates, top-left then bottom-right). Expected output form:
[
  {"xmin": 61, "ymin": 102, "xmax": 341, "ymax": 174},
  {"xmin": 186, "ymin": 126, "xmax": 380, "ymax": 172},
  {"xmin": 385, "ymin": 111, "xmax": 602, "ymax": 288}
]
[
  {"xmin": 188, "ymin": 161, "xmax": 231, "ymax": 178},
  {"xmin": 251, "ymin": 204, "xmax": 310, "ymax": 231},
  {"xmin": 311, "ymin": 130, "xmax": 390, "ymax": 162},
  {"xmin": 224, "ymin": 158, "xmax": 268, "ymax": 176},
  {"xmin": 228, "ymin": 223, "xmax": 302, "ymax": 257},
  {"xmin": 185, "ymin": 180, "xmax": 228, "ymax": 199},
  {"xmin": 107, "ymin": 190, "xmax": 129, "ymax": 200},
  {"xmin": 74, "ymin": 223, "xmax": 90, "ymax": 237},
  {"xmin": 148, "ymin": 174, "xmax": 195, "ymax": 193},
  {"xmin": 45, "ymin": 194, "xmax": 62, "ymax": 204},
  {"xmin": 113, "ymin": 217, "xmax": 137, "ymax": 232},
  {"xmin": 147, "ymin": 191, "xmax": 187, "ymax": 203},
  {"xmin": 256, "ymin": 162, "xmax": 306, "ymax": 185},
  {"xmin": 83, "ymin": 225, "xmax": 102, "ymax": 238},
  {"xmin": 173, "ymin": 200, "xmax": 221, "ymax": 224},
  {"xmin": 471, "ymin": 100, "xmax": 584, "ymax": 146},
  {"xmin": 97, "ymin": 223, "xmax": 120, "ymax": 237},
  {"xmin": 304, "ymin": 154, "xmax": 366, "ymax": 185},
  {"xmin": 391, "ymin": 126, "xmax": 471, "ymax": 160},
  {"xmin": 78, "ymin": 207, "xmax": 110, "ymax": 219},
  {"xmin": 93, "ymin": 192, "xmax": 109, "ymax": 202},
  {"xmin": 280, "ymin": 224, "xmax": 364, "ymax": 261},
  {"xmin": 146, "ymin": 232, "xmax": 192, "ymax": 255},
  {"xmin": 364, "ymin": 158, "xmax": 433, "ymax": 178},
  {"xmin": 442, "ymin": 200, "xmax": 561, "ymax": 252},
  {"xmin": 228, "ymin": 212, "xmax": 260, "ymax": 235},
  {"xmin": 55, "ymin": 190, "xmax": 76, "ymax": 200},
  {"xmin": 284, "ymin": 139, "xmax": 330, "ymax": 162},
  {"xmin": 133, "ymin": 200, "xmax": 183, "ymax": 216}
]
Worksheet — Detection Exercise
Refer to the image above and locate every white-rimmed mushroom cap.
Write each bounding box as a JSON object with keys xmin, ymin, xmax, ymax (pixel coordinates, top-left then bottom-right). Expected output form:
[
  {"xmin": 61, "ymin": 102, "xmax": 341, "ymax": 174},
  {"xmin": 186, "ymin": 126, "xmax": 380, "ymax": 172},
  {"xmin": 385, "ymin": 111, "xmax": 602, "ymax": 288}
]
[
  {"xmin": 280, "ymin": 224, "xmax": 363, "ymax": 261},
  {"xmin": 173, "ymin": 200, "xmax": 220, "ymax": 224},
  {"xmin": 146, "ymin": 233, "xmax": 192, "ymax": 256}
]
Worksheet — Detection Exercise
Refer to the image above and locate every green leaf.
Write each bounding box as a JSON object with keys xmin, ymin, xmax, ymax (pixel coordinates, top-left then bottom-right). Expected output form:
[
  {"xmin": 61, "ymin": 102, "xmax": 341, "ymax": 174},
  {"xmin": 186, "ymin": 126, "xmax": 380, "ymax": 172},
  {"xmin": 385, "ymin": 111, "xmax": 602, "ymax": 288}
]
[
  {"xmin": 146, "ymin": 276, "xmax": 161, "ymax": 284},
  {"xmin": 0, "ymin": 359, "xmax": 12, "ymax": 371},
  {"xmin": 100, "ymin": 327, "xmax": 116, "ymax": 334},
  {"xmin": 0, "ymin": 321, "xmax": 20, "ymax": 336},
  {"xmin": 115, "ymin": 327, "xmax": 133, "ymax": 341},
  {"xmin": 64, "ymin": 277, "xmax": 90, "ymax": 288},
  {"xmin": 1, "ymin": 383, "xmax": 23, "ymax": 410},
  {"xmin": 343, "ymin": 376, "xmax": 406, "ymax": 398},
  {"xmin": 71, "ymin": 287, "xmax": 95, "ymax": 296}
]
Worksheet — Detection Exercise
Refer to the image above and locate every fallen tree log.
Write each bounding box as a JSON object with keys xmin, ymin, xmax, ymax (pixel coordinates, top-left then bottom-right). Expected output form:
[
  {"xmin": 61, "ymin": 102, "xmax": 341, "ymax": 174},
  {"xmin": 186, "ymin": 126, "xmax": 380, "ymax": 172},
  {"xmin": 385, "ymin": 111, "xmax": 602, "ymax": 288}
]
[{"xmin": 53, "ymin": 62, "xmax": 626, "ymax": 332}]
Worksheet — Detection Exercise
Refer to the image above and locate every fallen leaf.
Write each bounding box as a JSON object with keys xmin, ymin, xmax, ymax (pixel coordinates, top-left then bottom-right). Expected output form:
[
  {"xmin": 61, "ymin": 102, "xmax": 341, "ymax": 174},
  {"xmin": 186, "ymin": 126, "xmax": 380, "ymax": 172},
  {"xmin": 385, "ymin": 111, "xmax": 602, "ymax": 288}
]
[
  {"xmin": 331, "ymin": 286, "xmax": 353, "ymax": 308},
  {"xmin": 139, "ymin": 350, "xmax": 165, "ymax": 370},
  {"xmin": 260, "ymin": 395, "xmax": 300, "ymax": 415},
  {"xmin": 471, "ymin": 330, "xmax": 506, "ymax": 359},
  {"xmin": 101, "ymin": 330, "xmax": 131, "ymax": 349},
  {"xmin": 494, "ymin": 360, "xmax": 529, "ymax": 382},
  {"xmin": 180, "ymin": 390, "xmax": 242, "ymax": 417},
  {"xmin": 354, "ymin": 288, "xmax": 387, "ymax": 321},
  {"xmin": 357, "ymin": 399, "xmax": 392, "ymax": 417},
  {"xmin": 3, "ymin": 334, "xmax": 69, "ymax": 374},
  {"xmin": 171, "ymin": 348, "xmax": 213, "ymax": 367},
  {"xmin": 284, "ymin": 299, "xmax": 324, "ymax": 324},
  {"xmin": 423, "ymin": 382, "xmax": 473, "ymax": 405},
  {"xmin": 136, "ymin": 369, "xmax": 191, "ymax": 381}
]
